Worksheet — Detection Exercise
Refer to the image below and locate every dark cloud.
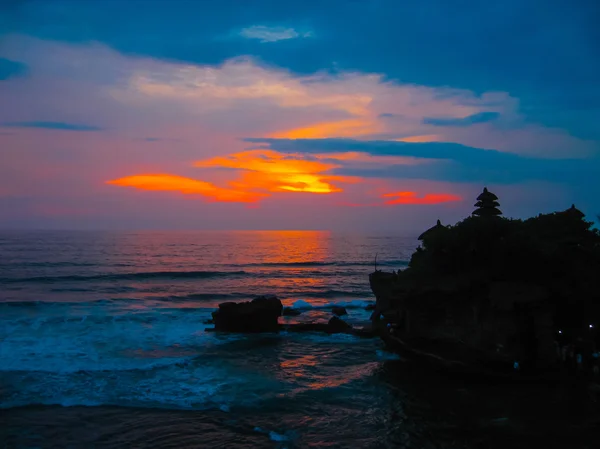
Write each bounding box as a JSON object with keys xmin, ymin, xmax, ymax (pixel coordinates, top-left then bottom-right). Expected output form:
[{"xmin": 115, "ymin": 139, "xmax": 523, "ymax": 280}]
[
  {"xmin": 0, "ymin": 58, "xmax": 28, "ymax": 80},
  {"xmin": 1, "ymin": 121, "xmax": 103, "ymax": 131},
  {"xmin": 423, "ymin": 112, "xmax": 499, "ymax": 127},
  {"xmin": 245, "ymin": 137, "xmax": 600, "ymax": 186}
]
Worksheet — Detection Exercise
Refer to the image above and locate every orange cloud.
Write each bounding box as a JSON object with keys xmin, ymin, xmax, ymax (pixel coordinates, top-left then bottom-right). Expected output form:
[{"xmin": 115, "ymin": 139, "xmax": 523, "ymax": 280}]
[
  {"xmin": 106, "ymin": 174, "xmax": 267, "ymax": 203},
  {"xmin": 195, "ymin": 150, "xmax": 337, "ymax": 175},
  {"xmin": 395, "ymin": 135, "xmax": 441, "ymax": 143},
  {"xmin": 107, "ymin": 151, "xmax": 361, "ymax": 203},
  {"xmin": 383, "ymin": 191, "xmax": 462, "ymax": 205},
  {"xmin": 268, "ymin": 119, "xmax": 380, "ymax": 139},
  {"xmin": 195, "ymin": 150, "xmax": 359, "ymax": 194},
  {"xmin": 314, "ymin": 151, "xmax": 427, "ymax": 166}
]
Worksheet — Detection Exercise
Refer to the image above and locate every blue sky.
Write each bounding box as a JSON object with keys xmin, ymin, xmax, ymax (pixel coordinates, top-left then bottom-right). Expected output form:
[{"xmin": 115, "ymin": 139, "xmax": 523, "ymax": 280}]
[{"xmin": 0, "ymin": 0, "xmax": 598, "ymax": 230}]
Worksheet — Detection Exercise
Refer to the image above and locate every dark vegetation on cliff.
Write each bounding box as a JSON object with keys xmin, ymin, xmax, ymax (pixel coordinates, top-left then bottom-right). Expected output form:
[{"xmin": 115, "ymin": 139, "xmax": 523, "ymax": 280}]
[
  {"xmin": 410, "ymin": 205, "xmax": 600, "ymax": 284},
  {"xmin": 372, "ymin": 188, "xmax": 600, "ymax": 368},
  {"xmin": 407, "ymin": 192, "xmax": 600, "ymax": 329}
]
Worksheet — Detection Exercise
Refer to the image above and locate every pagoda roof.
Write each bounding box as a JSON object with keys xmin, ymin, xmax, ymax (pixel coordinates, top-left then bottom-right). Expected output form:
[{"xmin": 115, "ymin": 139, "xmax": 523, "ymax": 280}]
[
  {"xmin": 472, "ymin": 207, "xmax": 502, "ymax": 216},
  {"xmin": 476, "ymin": 187, "xmax": 498, "ymax": 201},
  {"xmin": 418, "ymin": 219, "xmax": 447, "ymax": 240},
  {"xmin": 474, "ymin": 200, "xmax": 500, "ymax": 208},
  {"xmin": 562, "ymin": 204, "xmax": 585, "ymax": 219}
]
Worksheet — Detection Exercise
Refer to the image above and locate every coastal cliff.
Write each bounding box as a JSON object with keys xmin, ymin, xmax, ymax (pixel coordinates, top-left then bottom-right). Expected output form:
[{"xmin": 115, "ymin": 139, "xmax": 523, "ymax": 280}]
[{"xmin": 370, "ymin": 188, "xmax": 600, "ymax": 374}]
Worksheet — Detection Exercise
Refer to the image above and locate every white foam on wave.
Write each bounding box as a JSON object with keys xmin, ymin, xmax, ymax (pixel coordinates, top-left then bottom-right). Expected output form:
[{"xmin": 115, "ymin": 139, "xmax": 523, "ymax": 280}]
[
  {"xmin": 0, "ymin": 362, "xmax": 266, "ymax": 410},
  {"xmin": 0, "ymin": 301, "xmax": 222, "ymax": 372},
  {"xmin": 290, "ymin": 299, "xmax": 312, "ymax": 309}
]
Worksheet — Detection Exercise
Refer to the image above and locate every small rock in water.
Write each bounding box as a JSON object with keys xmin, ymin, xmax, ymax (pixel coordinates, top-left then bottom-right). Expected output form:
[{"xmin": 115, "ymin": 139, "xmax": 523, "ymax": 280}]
[
  {"xmin": 282, "ymin": 307, "xmax": 302, "ymax": 316},
  {"xmin": 332, "ymin": 306, "xmax": 347, "ymax": 316},
  {"xmin": 212, "ymin": 295, "xmax": 282, "ymax": 332},
  {"xmin": 328, "ymin": 316, "xmax": 352, "ymax": 333},
  {"xmin": 365, "ymin": 303, "xmax": 376, "ymax": 311}
]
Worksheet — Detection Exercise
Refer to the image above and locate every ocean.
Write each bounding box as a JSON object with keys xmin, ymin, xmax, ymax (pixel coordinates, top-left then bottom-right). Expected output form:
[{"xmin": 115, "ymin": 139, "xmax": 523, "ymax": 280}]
[{"xmin": 0, "ymin": 231, "xmax": 596, "ymax": 448}]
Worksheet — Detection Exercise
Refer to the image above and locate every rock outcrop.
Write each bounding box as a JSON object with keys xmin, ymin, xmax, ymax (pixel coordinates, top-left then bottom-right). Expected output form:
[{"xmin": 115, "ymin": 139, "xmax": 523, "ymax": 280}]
[
  {"xmin": 212, "ymin": 295, "xmax": 282, "ymax": 332},
  {"xmin": 282, "ymin": 307, "xmax": 302, "ymax": 316},
  {"xmin": 332, "ymin": 306, "xmax": 347, "ymax": 316},
  {"xmin": 327, "ymin": 316, "xmax": 352, "ymax": 332},
  {"xmin": 371, "ymin": 188, "xmax": 600, "ymax": 373}
]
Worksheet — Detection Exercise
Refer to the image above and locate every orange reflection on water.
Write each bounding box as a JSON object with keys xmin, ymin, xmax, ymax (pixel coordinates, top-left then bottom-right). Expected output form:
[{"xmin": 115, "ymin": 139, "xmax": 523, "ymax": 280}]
[
  {"xmin": 244, "ymin": 230, "xmax": 331, "ymax": 265},
  {"xmin": 305, "ymin": 362, "xmax": 379, "ymax": 390},
  {"xmin": 280, "ymin": 355, "xmax": 318, "ymax": 377}
]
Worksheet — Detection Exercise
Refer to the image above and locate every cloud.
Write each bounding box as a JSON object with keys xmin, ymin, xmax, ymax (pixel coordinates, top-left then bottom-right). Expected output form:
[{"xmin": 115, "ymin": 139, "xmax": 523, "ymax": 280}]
[
  {"xmin": 244, "ymin": 137, "xmax": 600, "ymax": 185},
  {"xmin": 0, "ymin": 58, "xmax": 27, "ymax": 80},
  {"xmin": 1, "ymin": 121, "xmax": 102, "ymax": 131},
  {"xmin": 383, "ymin": 191, "xmax": 462, "ymax": 205},
  {"xmin": 108, "ymin": 150, "xmax": 361, "ymax": 203},
  {"xmin": 239, "ymin": 25, "xmax": 312, "ymax": 43},
  {"xmin": 4, "ymin": 0, "xmax": 597, "ymax": 141},
  {"xmin": 106, "ymin": 174, "xmax": 267, "ymax": 203},
  {"xmin": 3, "ymin": 35, "xmax": 592, "ymax": 158},
  {"xmin": 1, "ymin": 33, "xmax": 598, "ymax": 227},
  {"xmin": 423, "ymin": 111, "xmax": 499, "ymax": 127}
]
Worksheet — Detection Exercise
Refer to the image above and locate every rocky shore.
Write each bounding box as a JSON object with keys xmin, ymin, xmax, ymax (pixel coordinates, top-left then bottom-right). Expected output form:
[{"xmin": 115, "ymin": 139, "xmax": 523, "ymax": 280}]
[{"xmin": 206, "ymin": 294, "xmax": 376, "ymax": 337}]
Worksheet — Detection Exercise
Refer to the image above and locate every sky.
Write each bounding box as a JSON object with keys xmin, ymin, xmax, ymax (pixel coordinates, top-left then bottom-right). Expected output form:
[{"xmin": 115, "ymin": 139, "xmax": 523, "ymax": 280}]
[{"xmin": 0, "ymin": 0, "xmax": 599, "ymax": 231}]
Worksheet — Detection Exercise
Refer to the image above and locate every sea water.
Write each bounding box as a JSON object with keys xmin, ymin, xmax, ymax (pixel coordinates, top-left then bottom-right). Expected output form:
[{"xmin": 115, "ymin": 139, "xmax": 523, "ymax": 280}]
[{"xmin": 0, "ymin": 231, "xmax": 595, "ymax": 448}]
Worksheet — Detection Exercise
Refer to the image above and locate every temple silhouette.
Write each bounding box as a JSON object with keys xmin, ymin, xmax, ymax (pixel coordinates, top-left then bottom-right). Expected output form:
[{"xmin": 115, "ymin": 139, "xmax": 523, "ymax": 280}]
[{"xmin": 370, "ymin": 187, "xmax": 600, "ymax": 381}]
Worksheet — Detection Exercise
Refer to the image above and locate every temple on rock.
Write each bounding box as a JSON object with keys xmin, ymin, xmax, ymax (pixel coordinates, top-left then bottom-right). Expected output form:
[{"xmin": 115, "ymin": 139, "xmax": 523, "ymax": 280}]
[
  {"xmin": 369, "ymin": 186, "xmax": 600, "ymax": 380},
  {"xmin": 472, "ymin": 187, "xmax": 502, "ymax": 217},
  {"xmin": 417, "ymin": 219, "xmax": 447, "ymax": 241}
]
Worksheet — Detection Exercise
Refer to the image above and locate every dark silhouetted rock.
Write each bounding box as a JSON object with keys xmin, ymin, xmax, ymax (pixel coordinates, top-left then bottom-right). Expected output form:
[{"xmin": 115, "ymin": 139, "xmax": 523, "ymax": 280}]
[
  {"xmin": 282, "ymin": 307, "xmax": 302, "ymax": 316},
  {"xmin": 365, "ymin": 303, "xmax": 376, "ymax": 311},
  {"xmin": 212, "ymin": 295, "xmax": 282, "ymax": 332},
  {"xmin": 332, "ymin": 306, "xmax": 347, "ymax": 316},
  {"xmin": 370, "ymin": 185, "xmax": 600, "ymax": 374},
  {"xmin": 328, "ymin": 316, "xmax": 352, "ymax": 333},
  {"xmin": 282, "ymin": 317, "xmax": 355, "ymax": 335}
]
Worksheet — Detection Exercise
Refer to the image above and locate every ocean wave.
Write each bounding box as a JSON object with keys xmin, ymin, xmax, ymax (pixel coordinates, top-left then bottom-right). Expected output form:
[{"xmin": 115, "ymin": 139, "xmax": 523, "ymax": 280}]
[
  {"xmin": 229, "ymin": 260, "xmax": 408, "ymax": 268},
  {"xmin": 290, "ymin": 298, "xmax": 373, "ymax": 310},
  {"xmin": 0, "ymin": 270, "xmax": 248, "ymax": 284},
  {"xmin": 0, "ymin": 261, "xmax": 99, "ymax": 268}
]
